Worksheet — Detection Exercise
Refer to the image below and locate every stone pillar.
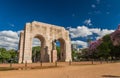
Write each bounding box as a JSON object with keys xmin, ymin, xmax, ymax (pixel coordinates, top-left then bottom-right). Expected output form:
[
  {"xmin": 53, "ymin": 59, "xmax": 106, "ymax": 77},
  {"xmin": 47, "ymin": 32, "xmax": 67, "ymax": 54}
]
[
  {"xmin": 18, "ymin": 31, "xmax": 24, "ymax": 63},
  {"xmin": 40, "ymin": 45, "xmax": 49, "ymax": 62},
  {"xmin": 45, "ymin": 40, "xmax": 51, "ymax": 62},
  {"xmin": 65, "ymin": 40, "xmax": 72, "ymax": 62},
  {"xmin": 23, "ymin": 23, "xmax": 32, "ymax": 63},
  {"xmin": 51, "ymin": 39, "xmax": 58, "ymax": 62},
  {"xmin": 44, "ymin": 46, "xmax": 50, "ymax": 62},
  {"xmin": 40, "ymin": 43, "xmax": 45, "ymax": 62},
  {"xmin": 45, "ymin": 27, "xmax": 52, "ymax": 62},
  {"xmin": 60, "ymin": 41, "xmax": 65, "ymax": 61},
  {"xmin": 51, "ymin": 50, "xmax": 57, "ymax": 62}
]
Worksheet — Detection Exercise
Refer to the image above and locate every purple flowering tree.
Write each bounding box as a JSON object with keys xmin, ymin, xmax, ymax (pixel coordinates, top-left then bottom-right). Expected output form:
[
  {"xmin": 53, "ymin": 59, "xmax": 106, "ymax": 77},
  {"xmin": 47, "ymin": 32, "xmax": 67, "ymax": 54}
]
[
  {"xmin": 111, "ymin": 25, "xmax": 120, "ymax": 46},
  {"xmin": 88, "ymin": 39, "xmax": 102, "ymax": 55}
]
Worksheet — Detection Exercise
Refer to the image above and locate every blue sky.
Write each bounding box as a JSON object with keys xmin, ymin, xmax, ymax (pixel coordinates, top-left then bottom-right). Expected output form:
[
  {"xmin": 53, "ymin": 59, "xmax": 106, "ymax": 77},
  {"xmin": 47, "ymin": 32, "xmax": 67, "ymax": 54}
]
[{"xmin": 0, "ymin": 0, "xmax": 119, "ymax": 49}]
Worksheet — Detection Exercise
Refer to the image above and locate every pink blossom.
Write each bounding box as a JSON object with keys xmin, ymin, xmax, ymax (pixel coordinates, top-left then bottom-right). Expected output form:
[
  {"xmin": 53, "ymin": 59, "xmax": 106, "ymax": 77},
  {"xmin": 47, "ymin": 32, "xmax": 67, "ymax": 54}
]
[
  {"xmin": 89, "ymin": 39, "xmax": 102, "ymax": 54},
  {"xmin": 111, "ymin": 25, "xmax": 120, "ymax": 46}
]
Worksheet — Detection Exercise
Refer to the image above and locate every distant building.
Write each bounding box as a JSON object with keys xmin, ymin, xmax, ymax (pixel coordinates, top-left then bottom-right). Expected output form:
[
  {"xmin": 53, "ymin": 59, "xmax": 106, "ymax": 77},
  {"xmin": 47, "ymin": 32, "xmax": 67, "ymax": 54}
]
[
  {"xmin": 76, "ymin": 48, "xmax": 82, "ymax": 53},
  {"xmin": 71, "ymin": 44, "xmax": 78, "ymax": 51},
  {"xmin": 71, "ymin": 44, "xmax": 83, "ymax": 53}
]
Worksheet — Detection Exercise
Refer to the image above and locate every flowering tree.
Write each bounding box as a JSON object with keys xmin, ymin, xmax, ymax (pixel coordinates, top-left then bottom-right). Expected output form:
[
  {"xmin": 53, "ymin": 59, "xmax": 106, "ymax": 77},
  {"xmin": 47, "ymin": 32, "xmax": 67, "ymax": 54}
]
[
  {"xmin": 89, "ymin": 39, "xmax": 102, "ymax": 54},
  {"xmin": 111, "ymin": 25, "xmax": 120, "ymax": 46},
  {"xmin": 87, "ymin": 25, "xmax": 120, "ymax": 60},
  {"xmin": 110, "ymin": 25, "xmax": 120, "ymax": 59}
]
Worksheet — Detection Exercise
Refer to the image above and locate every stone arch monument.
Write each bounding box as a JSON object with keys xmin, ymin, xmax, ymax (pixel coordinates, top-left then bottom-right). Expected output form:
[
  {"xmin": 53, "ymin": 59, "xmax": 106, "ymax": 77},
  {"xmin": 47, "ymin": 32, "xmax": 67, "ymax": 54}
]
[{"xmin": 18, "ymin": 21, "xmax": 72, "ymax": 63}]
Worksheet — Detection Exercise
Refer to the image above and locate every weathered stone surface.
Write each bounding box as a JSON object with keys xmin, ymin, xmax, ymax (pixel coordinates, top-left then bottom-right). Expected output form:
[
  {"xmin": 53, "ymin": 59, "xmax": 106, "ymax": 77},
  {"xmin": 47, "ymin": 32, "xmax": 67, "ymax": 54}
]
[
  {"xmin": 51, "ymin": 50, "xmax": 57, "ymax": 62},
  {"xmin": 18, "ymin": 21, "xmax": 72, "ymax": 63}
]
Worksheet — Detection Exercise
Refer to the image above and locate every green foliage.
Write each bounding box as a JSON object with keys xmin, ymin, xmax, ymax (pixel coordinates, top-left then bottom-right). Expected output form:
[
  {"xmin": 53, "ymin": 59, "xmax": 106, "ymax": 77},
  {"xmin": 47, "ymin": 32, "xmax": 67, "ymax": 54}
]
[
  {"xmin": 56, "ymin": 46, "xmax": 60, "ymax": 60},
  {"xmin": 8, "ymin": 49, "xmax": 18, "ymax": 63},
  {"xmin": 32, "ymin": 46, "xmax": 41, "ymax": 57},
  {"xmin": 0, "ymin": 48, "xmax": 18, "ymax": 63},
  {"xmin": 88, "ymin": 34, "xmax": 120, "ymax": 60},
  {"xmin": 96, "ymin": 34, "xmax": 112, "ymax": 59},
  {"xmin": 86, "ymin": 34, "xmax": 120, "ymax": 60},
  {"xmin": 0, "ymin": 48, "xmax": 6, "ymax": 52},
  {"xmin": 97, "ymin": 42, "xmax": 110, "ymax": 58},
  {"xmin": 32, "ymin": 46, "xmax": 61, "ymax": 62},
  {"xmin": 81, "ymin": 48, "xmax": 89, "ymax": 58},
  {"xmin": 102, "ymin": 34, "xmax": 111, "ymax": 42},
  {"xmin": 32, "ymin": 46, "xmax": 41, "ymax": 52},
  {"xmin": 72, "ymin": 50, "xmax": 77, "ymax": 60},
  {"xmin": 32, "ymin": 46, "xmax": 41, "ymax": 62},
  {"xmin": 110, "ymin": 45, "xmax": 120, "ymax": 59}
]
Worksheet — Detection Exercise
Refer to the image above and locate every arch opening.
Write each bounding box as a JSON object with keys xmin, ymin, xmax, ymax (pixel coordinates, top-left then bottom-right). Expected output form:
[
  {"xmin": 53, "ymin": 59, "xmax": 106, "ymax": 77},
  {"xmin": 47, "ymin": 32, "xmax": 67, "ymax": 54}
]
[
  {"xmin": 32, "ymin": 35, "xmax": 46, "ymax": 63},
  {"xmin": 55, "ymin": 38, "xmax": 66, "ymax": 62}
]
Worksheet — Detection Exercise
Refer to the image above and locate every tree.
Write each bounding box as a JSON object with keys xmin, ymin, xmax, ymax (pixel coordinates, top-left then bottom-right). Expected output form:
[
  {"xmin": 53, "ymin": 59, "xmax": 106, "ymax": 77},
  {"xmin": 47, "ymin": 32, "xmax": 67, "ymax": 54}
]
[
  {"xmin": 96, "ymin": 35, "xmax": 112, "ymax": 60},
  {"xmin": 81, "ymin": 48, "xmax": 90, "ymax": 60},
  {"xmin": 32, "ymin": 46, "xmax": 41, "ymax": 62},
  {"xmin": 72, "ymin": 50, "xmax": 77, "ymax": 60},
  {"xmin": 88, "ymin": 39, "xmax": 102, "ymax": 59},
  {"xmin": 0, "ymin": 48, "xmax": 18, "ymax": 63},
  {"xmin": 97, "ymin": 42, "xmax": 111, "ymax": 59},
  {"xmin": 56, "ymin": 46, "xmax": 60, "ymax": 60},
  {"xmin": 0, "ymin": 48, "xmax": 11, "ymax": 63},
  {"xmin": 110, "ymin": 30, "xmax": 120, "ymax": 59},
  {"xmin": 8, "ymin": 49, "xmax": 18, "ymax": 63}
]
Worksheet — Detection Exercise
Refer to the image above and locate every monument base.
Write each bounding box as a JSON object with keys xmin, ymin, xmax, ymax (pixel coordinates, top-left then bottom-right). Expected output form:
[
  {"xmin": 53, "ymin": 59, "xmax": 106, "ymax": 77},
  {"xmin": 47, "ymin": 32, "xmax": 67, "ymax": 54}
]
[{"xmin": 23, "ymin": 60, "xmax": 32, "ymax": 63}]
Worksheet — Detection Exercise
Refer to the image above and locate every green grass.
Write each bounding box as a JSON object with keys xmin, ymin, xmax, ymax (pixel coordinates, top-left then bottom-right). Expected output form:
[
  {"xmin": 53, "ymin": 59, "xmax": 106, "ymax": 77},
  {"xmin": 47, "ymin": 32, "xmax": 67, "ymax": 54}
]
[
  {"xmin": 0, "ymin": 66, "xmax": 61, "ymax": 71},
  {"xmin": 0, "ymin": 67, "xmax": 17, "ymax": 71}
]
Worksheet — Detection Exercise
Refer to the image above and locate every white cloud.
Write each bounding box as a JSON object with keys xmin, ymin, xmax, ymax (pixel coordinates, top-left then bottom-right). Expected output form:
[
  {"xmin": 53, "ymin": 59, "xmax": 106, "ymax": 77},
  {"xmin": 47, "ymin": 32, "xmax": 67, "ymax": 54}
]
[
  {"xmin": 71, "ymin": 40, "xmax": 88, "ymax": 48},
  {"xmin": 0, "ymin": 30, "xmax": 19, "ymax": 50},
  {"xmin": 90, "ymin": 28, "xmax": 114, "ymax": 39},
  {"xmin": 0, "ymin": 30, "xmax": 18, "ymax": 39},
  {"xmin": 68, "ymin": 26, "xmax": 114, "ymax": 38},
  {"xmin": 91, "ymin": 4, "xmax": 96, "ymax": 8},
  {"xmin": 96, "ymin": 36, "xmax": 101, "ymax": 40},
  {"xmin": 32, "ymin": 38, "xmax": 41, "ymax": 47},
  {"xmin": 68, "ymin": 26, "xmax": 92, "ymax": 38},
  {"xmin": 84, "ymin": 18, "xmax": 92, "ymax": 26},
  {"xmin": 17, "ymin": 30, "xmax": 23, "ymax": 37},
  {"xmin": 0, "ymin": 30, "xmax": 42, "ymax": 50},
  {"xmin": 97, "ymin": 29, "xmax": 114, "ymax": 37},
  {"xmin": 90, "ymin": 28, "xmax": 101, "ymax": 34},
  {"xmin": 0, "ymin": 25, "xmax": 115, "ymax": 50}
]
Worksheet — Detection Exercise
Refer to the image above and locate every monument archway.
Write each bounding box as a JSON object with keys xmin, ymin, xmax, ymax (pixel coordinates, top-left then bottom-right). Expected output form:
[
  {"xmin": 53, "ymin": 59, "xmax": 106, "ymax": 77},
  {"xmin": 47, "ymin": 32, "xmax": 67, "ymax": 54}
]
[
  {"xmin": 32, "ymin": 34, "xmax": 46, "ymax": 63},
  {"xmin": 18, "ymin": 21, "xmax": 72, "ymax": 63},
  {"xmin": 57, "ymin": 38, "xmax": 66, "ymax": 61}
]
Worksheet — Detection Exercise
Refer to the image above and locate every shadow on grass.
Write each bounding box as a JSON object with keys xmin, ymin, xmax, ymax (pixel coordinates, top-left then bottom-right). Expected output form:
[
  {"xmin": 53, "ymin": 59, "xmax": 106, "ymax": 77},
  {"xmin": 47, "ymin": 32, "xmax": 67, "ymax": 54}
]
[
  {"xmin": 70, "ymin": 64, "xmax": 96, "ymax": 66},
  {"xmin": 0, "ymin": 67, "xmax": 17, "ymax": 71},
  {"xmin": 30, "ymin": 66, "xmax": 62, "ymax": 69},
  {"xmin": 102, "ymin": 75, "xmax": 120, "ymax": 78},
  {"xmin": 0, "ymin": 66, "xmax": 62, "ymax": 71}
]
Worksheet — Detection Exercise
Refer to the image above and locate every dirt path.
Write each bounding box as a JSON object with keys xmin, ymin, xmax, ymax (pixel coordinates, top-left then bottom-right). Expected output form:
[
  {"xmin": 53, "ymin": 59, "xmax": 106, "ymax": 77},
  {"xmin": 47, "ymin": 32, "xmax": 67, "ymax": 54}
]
[{"xmin": 0, "ymin": 63, "xmax": 120, "ymax": 78}]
